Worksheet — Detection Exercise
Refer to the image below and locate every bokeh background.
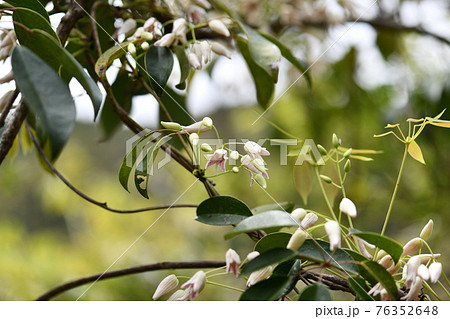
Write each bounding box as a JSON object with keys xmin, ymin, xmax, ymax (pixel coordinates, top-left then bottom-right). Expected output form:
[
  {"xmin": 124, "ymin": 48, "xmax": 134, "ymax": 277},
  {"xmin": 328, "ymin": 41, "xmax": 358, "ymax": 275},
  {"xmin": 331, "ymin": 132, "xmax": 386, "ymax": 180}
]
[{"xmin": 0, "ymin": 0, "xmax": 449, "ymax": 300}]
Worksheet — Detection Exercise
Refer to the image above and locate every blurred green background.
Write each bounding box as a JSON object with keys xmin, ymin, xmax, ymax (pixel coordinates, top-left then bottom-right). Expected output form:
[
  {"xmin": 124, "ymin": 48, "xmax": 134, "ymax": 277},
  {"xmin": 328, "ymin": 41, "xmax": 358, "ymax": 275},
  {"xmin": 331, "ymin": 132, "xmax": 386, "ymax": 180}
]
[{"xmin": 1, "ymin": 19, "xmax": 449, "ymax": 301}]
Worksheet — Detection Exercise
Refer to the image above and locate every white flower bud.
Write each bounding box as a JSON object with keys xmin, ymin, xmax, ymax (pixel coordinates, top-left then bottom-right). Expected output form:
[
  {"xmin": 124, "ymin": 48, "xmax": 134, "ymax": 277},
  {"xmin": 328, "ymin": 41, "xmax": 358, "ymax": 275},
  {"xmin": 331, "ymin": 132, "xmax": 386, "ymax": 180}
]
[
  {"xmin": 380, "ymin": 288, "xmax": 390, "ymax": 301},
  {"xmin": 188, "ymin": 52, "xmax": 202, "ymax": 69},
  {"xmin": 141, "ymin": 31, "xmax": 154, "ymax": 41},
  {"xmin": 141, "ymin": 41, "xmax": 150, "ymax": 51},
  {"xmin": 291, "ymin": 208, "xmax": 307, "ymax": 222},
  {"xmin": 420, "ymin": 219, "xmax": 433, "ymax": 241},
  {"xmin": 324, "ymin": 220, "xmax": 341, "ymax": 251},
  {"xmin": 200, "ymin": 41, "xmax": 212, "ymax": 64},
  {"xmin": 339, "ymin": 198, "xmax": 357, "ymax": 218},
  {"xmin": 300, "ymin": 213, "xmax": 318, "ymax": 230},
  {"xmin": 189, "ymin": 133, "xmax": 199, "ymax": 146},
  {"xmin": 211, "ymin": 42, "xmax": 231, "ymax": 58},
  {"xmin": 378, "ymin": 255, "xmax": 393, "ymax": 269},
  {"xmin": 201, "ymin": 143, "xmax": 213, "ymax": 152},
  {"xmin": 254, "ymin": 174, "xmax": 267, "ymax": 188},
  {"xmin": 208, "ymin": 19, "xmax": 230, "ymax": 37},
  {"xmin": 405, "ymin": 256, "xmax": 421, "ymax": 288},
  {"xmin": 246, "ymin": 251, "xmax": 260, "ymax": 261},
  {"xmin": 143, "ymin": 17, "xmax": 157, "ymax": 30},
  {"xmin": 232, "ymin": 167, "xmax": 239, "ymax": 173},
  {"xmin": 127, "ymin": 43, "xmax": 136, "ymax": 55},
  {"xmin": 179, "ymin": 271, "xmax": 206, "ymax": 301},
  {"xmin": 402, "ymin": 237, "xmax": 423, "ymax": 257},
  {"xmin": 287, "ymin": 228, "xmax": 307, "ymax": 250},
  {"xmin": 192, "ymin": 0, "xmax": 211, "ymax": 9},
  {"xmin": 161, "ymin": 121, "xmax": 182, "ymax": 130},
  {"xmin": 152, "ymin": 274, "xmax": 179, "ymax": 300},
  {"xmin": 167, "ymin": 289, "xmax": 185, "ymax": 301},
  {"xmin": 252, "ymin": 158, "xmax": 266, "ymax": 173},
  {"xmin": 429, "ymin": 262, "xmax": 442, "ymax": 284},
  {"xmin": 401, "ymin": 276, "xmax": 422, "ymax": 301},
  {"xmin": 117, "ymin": 18, "xmax": 137, "ymax": 36},
  {"xmin": 202, "ymin": 116, "xmax": 213, "ymax": 128},
  {"xmin": 154, "ymin": 33, "xmax": 176, "ymax": 47},
  {"xmin": 172, "ymin": 18, "xmax": 187, "ymax": 37},
  {"xmin": 225, "ymin": 249, "xmax": 241, "ymax": 277},
  {"xmin": 247, "ymin": 266, "xmax": 273, "ymax": 287},
  {"xmin": 417, "ymin": 264, "xmax": 430, "ymax": 281},
  {"xmin": 229, "ymin": 151, "xmax": 240, "ymax": 160}
]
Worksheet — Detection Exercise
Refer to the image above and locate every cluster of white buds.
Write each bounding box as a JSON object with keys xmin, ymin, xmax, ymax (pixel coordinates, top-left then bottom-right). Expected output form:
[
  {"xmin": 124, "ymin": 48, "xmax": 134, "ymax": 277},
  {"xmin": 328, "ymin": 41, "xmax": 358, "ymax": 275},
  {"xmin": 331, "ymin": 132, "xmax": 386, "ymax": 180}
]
[
  {"xmin": 188, "ymin": 41, "xmax": 212, "ymax": 69},
  {"xmin": 240, "ymin": 141, "xmax": 270, "ymax": 188},
  {"xmin": 130, "ymin": 17, "xmax": 163, "ymax": 42},
  {"xmin": 152, "ymin": 271, "xmax": 207, "ymax": 301},
  {"xmin": 0, "ymin": 29, "xmax": 17, "ymax": 62}
]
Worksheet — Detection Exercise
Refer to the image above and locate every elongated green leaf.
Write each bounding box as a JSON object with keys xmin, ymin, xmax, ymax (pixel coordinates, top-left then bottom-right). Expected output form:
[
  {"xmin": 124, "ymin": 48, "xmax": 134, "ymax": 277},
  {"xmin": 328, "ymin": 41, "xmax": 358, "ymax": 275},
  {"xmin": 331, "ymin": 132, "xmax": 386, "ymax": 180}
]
[
  {"xmin": 6, "ymin": 0, "xmax": 49, "ymax": 21},
  {"xmin": 11, "ymin": 46, "xmax": 76, "ymax": 160},
  {"xmin": 293, "ymin": 164, "xmax": 312, "ymax": 205},
  {"xmin": 273, "ymin": 259, "xmax": 302, "ymax": 277},
  {"xmin": 351, "ymin": 231, "xmax": 403, "ymax": 264},
  {"xmin": 196, "ymin": 196, "xmax": 253, "ymax": 225},
  {"xmin": 348, "ymin": 276, "xmax": 374, "ymax": 301},
  {"xmin": 133, "ymin": 142, "xmax": 162, "ymax": 199},
  {"xmin": 145, "ymin": 46, "xmax": 174, "ymax": 96},
  {"xmin": 251, "ymin": 202, "xmax": 295, "ymax": 214},
  {"xmin": 258, "ymin": 31, "xmax": 312, "ymax": 87},
  {"xmin": 360, "ymin": 261, "xmax": 399, "ymax": 300},
  {"xmin": 95, "ymin": 41, "xmax": 134, "ymax": 79},
  {"xmin": 236, "ymin": 37, "xmax": 274, "ymax": 108},
  {"xmin": 29, "ymin": 30, "xmax": 102, "ymax": 119},
  {"xmin": 254, "ymin": 232, "xmax": 292, "ymax": 253},
  {"xmin": 240, "ymin": 248, "xmax": 296, "ymax": 276},
  {"xmin": 241, "ymin": 25, "xmax": 281, "ymax": 82},
  {"xmin": 408, "ymin": 140, "xmax": 426, "ymax": 165},
  {"xmin": 224, "ymin": 210, "xmax": 299, "ymax": 240},
  {"xmin": 172, "ymin": 45, "xmax": 190, "ymax": 90},
  {"xmin": 240, "ymin": 277, "xmax": 292, "ymax": 301},
  {"xmin": 298, "ymin": 283, "xmax": 332, "ymax": 301},
  {"xmin": 296, "ymin": 240, "xmax": 358, "ymax": 274},
  {"xmin": 118, "ymin": 131, "xmax": 155, "ymax": 192},
  {"xmin": 343, "ymin": 249, "xmax": 377, "ymax": 285}
]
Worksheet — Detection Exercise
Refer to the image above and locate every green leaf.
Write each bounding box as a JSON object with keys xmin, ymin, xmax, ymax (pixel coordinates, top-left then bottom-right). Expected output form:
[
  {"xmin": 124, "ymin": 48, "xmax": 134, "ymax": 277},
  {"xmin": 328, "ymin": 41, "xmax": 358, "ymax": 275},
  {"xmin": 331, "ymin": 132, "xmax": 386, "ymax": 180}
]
[
  {"xmin": 240, "ymin": 277, "xmax": 292, "ymax": 301},
  {"xmin": 348, "ymin": 276, "xmax": 373, "ymax": 301},
  {"xmin": 241, "ymin": 25, "xmax": 281, "ymax": 83},
  {"xmin": 224, "ymin": 210, "xmax": 299, "ymax": 240},
  {"xmin": 172, "ymin": 45, "xmax": 190, "ymax": 90},
  {"xmin": 145, "ymin": 46, "xmax": 174, "ymax": 96},
  {"xmin": 293, "ymin": 164, "xmax": 312, "ymax": 205},
  {"xmin": 258, "ymin": 31, "xmax": 312, "ymax": 87},
  {"xmin": 5, "ymin": 0, "xmax": 49, "ymax": 21},
  {"xmin": 272, "ymin": 259, "xmax": 302, "ymax": 277},
  {"xmin": 118, "ymin": 131, "xmax": 155, "ymax": 192},
  {"xmin": 196, "ymin": 196, "xmax": 253, "ymax": 226},
  {"xmin": 296, "ymin": 240, "xmax": 358, "ymax": 274},
  {"xmin": 360, "ymin": 261, "xmax": 399, "ymax": 300},
  {"xmin": 407, "ymin": 140, "xmax": 426, "ymax": 164},
  {"xmin": 11, "ymin": 46, "xmax": 76, "ymax": 160},
  {"xmin": 29, "ymin": 30, "xmax": 102, "ymax": 119},
  {"xmin": 254, "ymin": 232, "xmax": 292, "ymax": 253},
  {"xmin": 133, "ymin": 140, "xmax": 164, "ymax": 199},
  {"xmin": 95, "ymin": 41, "xmax": 134, "ymax": 79},
  {"xmin": 343, "ymin": 249, "xmax": 377, "ymax": 285},
  {"xmin": 251, "ymin": 202, "xmax": 295, "ymax": 214},
  {"xmin": 298, "ymin": 283, "xmax": 332, "ymax": 301},
  {"xmin": 13, "ymin": 8, "xmax": 60, "ymax": 64},
  {"xmin": 240, "ymin": 248, "xmax": 296, "ymax": 276},
  {"xmin": 351, "ymin": 231, "xmax": 403, "ymax": 265},
  {"xmin": 236, "ymin": 36, "xmax": 275, "ymax": 108}
]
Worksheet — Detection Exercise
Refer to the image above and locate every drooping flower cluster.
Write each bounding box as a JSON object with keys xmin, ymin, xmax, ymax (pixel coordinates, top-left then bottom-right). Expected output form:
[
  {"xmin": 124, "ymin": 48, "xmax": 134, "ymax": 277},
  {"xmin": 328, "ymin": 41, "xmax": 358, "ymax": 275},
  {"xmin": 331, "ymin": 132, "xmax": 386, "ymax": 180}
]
[{"xmin": 152, "ymin": 271, "xmax": 206, "ymax": 301}]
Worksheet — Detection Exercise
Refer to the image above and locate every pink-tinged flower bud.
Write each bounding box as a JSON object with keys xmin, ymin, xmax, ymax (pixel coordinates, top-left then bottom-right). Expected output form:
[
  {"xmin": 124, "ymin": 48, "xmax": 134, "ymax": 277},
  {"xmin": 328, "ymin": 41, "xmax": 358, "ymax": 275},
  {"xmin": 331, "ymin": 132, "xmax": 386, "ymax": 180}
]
[
  {"xmin": 300, "ymin": 213, "xmax": 318, "ymax": 230},
  {"xmin": 429, "ymin": 262, "xmax": 442, "ymax": 284},
  {"xmin": 205, "ymin": 149, "xmax": 228, "ymax": 174},
  {"xmin": 152, "ymin": 274, "xmax": 179, "ymax": 300},
  {"xmin": 378, "ymin": 255, "xmax": 394, "ymax": 269},
  {"xmin": 187, "ymin": 53, "xmax": 202, "ymax": 69},
  {"xmin": 401, "ymin": 276, "xmax": 423, "ymax": 301},
  {"xmin": 202, "ymin": 116, "xmax": 213, "ymax": 128},
  {"xmin": 117, "ymin": 18, "xmax": 137, "ymax": 36},
  {"xmin": 254, "ymin": 174, "xmax": 267, "ymax": 188},
  {"xmin": 182, "ymin": 120, "xmax": 211, "ymax": 133},
  {"xmin": 179, "ymin": 271, "xmax": 206, "ymax": 300},
  {"xmin": 127, "ymin": 43, "xmax": 136, "ymax": 55},
  {"xmin": 225, "ymin": 248, "xmax": 241, "ymax": 277},
  {"xmin": 161, "ymin": 121, "xmax": 182, "ymax": 130},
  {"xmin": 291, "ymin": 208, "xmax": 307, "ymax": 222},
  {"xmin": 141, "ymin": 41, "xmax": 150, "ymax": 51},
  {"xmin": 339, "ymin": 198, "xmax": 357, "ymax": 218},
  {"xmin": 167, "ymin": 289, "xmax": 185, "ymax": 301},
  {"xmin": 325, "ymin": 220, "xmax": 341, "ymax": 251},
  {"xmin": 420, "ymin": 219, "xmax": 433, "ymax": 241},
  {"xmin": 246, "ymin": 251, "xmax": 260, "ymax": 261},
  {"xmin": 154, "ymin": 33, "xmax": 176, "ymax": 47},
  {"xmin": 244, "ymin": 141, "xmax": 270, "ymax": 160},
  {"xmin": 247, "ymin": 266, "xmax": 273, "ymax": 287},
  {"xmin": 143, "ymin": 17, "xmax": 157, "ymax": 30},
  {"xmin": 211, "ymin": 42, "xmax": 231, "ymax": 58},
  {"xmin": 401, "ymin": 237, "xmax": 423, "ymax": 257},
  {"xmin": 287, "ymin": 228, "xmax": 307, "ymax": 250},
  {"xmin": 208, "ymin": 19, "xmax": 230, "ymax": 37},
  {"xmin": 405, "ymin": 256, "xmax": 421, "ymax": 288},
  {"xmin": 229, "ymin": 151, "xmax": 240, "ymax": 161},
  {"xmin": 241, "ymin": 154, "xmax": 269, "ymax": 186},
  {"xmin": 417, "ymin": 264, "xmax": 430, "ymax": 281}
]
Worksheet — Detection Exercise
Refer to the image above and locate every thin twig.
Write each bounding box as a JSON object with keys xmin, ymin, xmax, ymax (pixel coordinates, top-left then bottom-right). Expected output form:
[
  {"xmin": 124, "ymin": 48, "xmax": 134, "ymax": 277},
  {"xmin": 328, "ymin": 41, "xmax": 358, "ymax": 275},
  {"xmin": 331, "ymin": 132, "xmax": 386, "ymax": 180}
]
[
  {"xmin": 0, "ymin": 89, "xmax": 19, "ymax": 128},
  {"xmin": 0, "ymin": 101, "xmax": 28, "ymax": 165},
  {"xmin": 25, "ymin": 122, "xmax": 197, "ymax": 214},
  {"xmin": 36, "ymin": 261, "xmax": 226, "ymax": 300}
]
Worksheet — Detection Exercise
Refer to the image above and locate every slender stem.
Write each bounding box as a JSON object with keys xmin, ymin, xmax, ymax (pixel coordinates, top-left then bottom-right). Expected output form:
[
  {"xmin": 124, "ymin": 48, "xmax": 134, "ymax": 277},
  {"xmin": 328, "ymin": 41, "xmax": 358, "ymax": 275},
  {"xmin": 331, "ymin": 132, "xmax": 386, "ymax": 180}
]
[
  {"xmin": 380, "ymin": 144, "xmax": 409, "ymax": 237},
  {"xmin": 437, "ymin": 280, "xmax": 450, "ymax": 298},
  {"xmin": 422, "ymin": 281, "xmax": 442, "ymax": 301},
  {"xmin": 0, "ymin": 89, "xmax": 19, "ymax": 128},
  {"xmin": 205, "ymin": 280, "xmax": 245, "ymax": 293},
  {"xmin": 314, "ymin": 166, "xmax": 337, "ymax": 221}
]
